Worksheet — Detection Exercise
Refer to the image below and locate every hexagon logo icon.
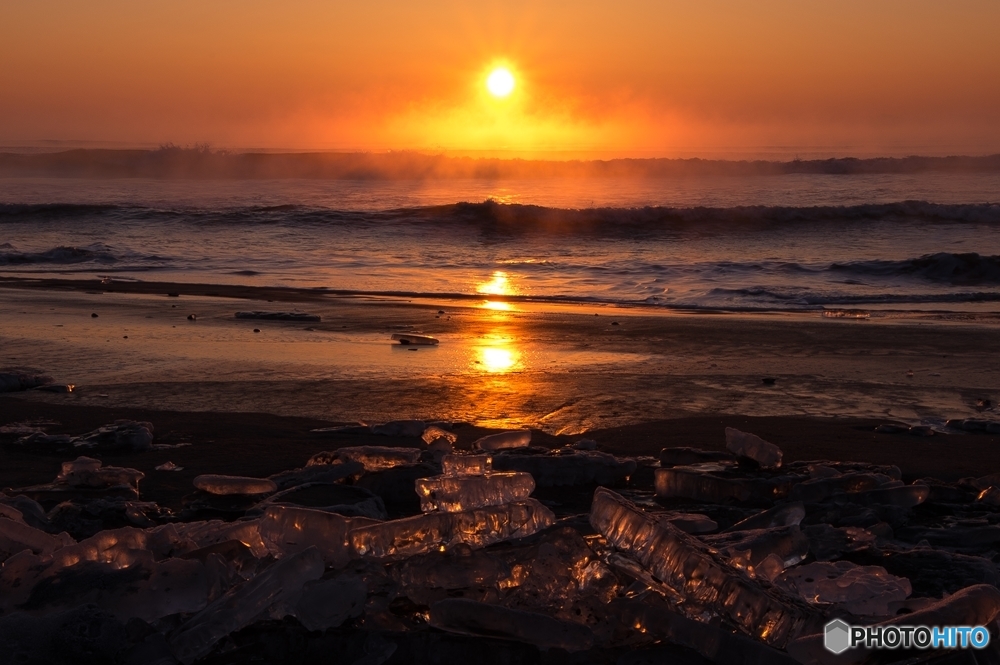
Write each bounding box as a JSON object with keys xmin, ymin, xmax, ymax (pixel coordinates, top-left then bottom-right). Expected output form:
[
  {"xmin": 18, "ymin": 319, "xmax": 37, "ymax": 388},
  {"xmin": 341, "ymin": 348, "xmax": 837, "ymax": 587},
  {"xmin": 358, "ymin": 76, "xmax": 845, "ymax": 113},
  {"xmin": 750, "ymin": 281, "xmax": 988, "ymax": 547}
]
[{"xmin": 824, "ymin": 619, "xmax": 851, "ymax": 654}]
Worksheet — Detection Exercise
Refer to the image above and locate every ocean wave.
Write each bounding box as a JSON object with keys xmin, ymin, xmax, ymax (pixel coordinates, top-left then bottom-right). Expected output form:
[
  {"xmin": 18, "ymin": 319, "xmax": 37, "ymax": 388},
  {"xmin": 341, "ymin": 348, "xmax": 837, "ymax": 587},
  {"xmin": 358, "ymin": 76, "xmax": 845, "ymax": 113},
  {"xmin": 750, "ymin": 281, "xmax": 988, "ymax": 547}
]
[
  {"xmin": 3, "ymin": 200, "xmax": 999, "ymax": 231},
  {"xmin": 831, "ymin": 253, "xmax": 1000, "ymax": 285},
  {"xmin": 0, "ymin": 243, "xmax": 173, "ymax": 268},
  {"xmin": 0, "ymin": 244, "xmax": 119, "ymax": 266},
  {"xmin": 0, "ymin": 203, "xmax": 122, "ymax": 218},
  {"xmin": 703, "ymin": 286, "xmax": 1000, "ymax": 306},
  {"xmin": 390, "ymin": 200, "xmax": 1000, "ymax": 233}
]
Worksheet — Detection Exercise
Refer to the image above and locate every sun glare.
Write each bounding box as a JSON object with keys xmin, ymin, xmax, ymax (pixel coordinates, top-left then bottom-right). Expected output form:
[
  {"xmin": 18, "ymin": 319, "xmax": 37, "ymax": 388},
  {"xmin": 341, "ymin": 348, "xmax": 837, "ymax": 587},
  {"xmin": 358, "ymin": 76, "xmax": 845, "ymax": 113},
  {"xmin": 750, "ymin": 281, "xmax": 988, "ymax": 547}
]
[
  {"xmin": 477, "ymin": 270, "xmax": 512, "ymax": 296},
  {"xmin": 481, "ymin": 347, "xmax": 516, "ymax": 372},
  {"xmin": 486, "ymin": 67, "xmax": 515, "ymax": 98}
]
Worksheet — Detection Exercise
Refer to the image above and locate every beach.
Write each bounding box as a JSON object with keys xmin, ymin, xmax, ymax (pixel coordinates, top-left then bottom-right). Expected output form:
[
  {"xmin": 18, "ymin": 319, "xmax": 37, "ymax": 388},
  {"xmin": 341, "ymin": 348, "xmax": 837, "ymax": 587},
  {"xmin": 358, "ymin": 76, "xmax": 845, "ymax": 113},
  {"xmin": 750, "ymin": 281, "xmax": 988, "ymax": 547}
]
[
  {"xmin": 2, "ymin": 167, "xmax": 1000, "ymax": 664},
  {"xmin": 2, "ymin": 275, "xmax": 998, "ymax": 498}
]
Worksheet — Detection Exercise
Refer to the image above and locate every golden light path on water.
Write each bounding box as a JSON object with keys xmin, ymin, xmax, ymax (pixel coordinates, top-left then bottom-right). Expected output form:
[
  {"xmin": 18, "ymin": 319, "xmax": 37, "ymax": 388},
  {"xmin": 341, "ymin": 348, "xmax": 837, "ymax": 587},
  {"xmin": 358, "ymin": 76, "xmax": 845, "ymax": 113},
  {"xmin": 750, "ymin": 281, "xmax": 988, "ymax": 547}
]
[{"xmin": 473, "ymin": 270, "xmax": 523, "ymax": 375}]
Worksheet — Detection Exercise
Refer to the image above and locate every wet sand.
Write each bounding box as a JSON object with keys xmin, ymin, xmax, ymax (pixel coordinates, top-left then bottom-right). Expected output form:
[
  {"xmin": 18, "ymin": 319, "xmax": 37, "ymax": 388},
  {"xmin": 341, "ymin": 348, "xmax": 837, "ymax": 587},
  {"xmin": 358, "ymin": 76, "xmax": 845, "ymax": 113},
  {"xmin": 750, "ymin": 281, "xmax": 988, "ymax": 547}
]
[{"xmin": 1, "ymin": 275, "xmax": 999, "ymax": 499}]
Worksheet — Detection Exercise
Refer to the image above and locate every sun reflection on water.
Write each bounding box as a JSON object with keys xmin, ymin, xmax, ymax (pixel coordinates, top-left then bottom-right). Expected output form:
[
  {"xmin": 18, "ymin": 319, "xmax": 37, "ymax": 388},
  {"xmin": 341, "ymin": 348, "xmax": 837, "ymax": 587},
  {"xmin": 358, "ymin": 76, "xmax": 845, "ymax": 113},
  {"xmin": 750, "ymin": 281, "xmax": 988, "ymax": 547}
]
[
  {"xmin": 477, "ymin": 270, "xmax": 518, "ymax": 312},
  {"xmin": 482, "ymin": 300, "xmax": 512, "ymax": 311},
  {"xmin": 480, "ymin": 346, "xmax": 516, "ymax": 372},
  {"xmin": 477, "ymin": 270, "xmax": 514, "ymax": 296}
]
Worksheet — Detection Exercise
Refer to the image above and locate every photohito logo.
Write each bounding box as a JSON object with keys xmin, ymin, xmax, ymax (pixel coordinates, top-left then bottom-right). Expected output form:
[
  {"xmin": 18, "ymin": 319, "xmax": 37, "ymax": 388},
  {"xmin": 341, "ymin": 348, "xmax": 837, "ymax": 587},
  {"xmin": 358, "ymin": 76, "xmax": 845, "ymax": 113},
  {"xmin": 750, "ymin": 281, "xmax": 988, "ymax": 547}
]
[{"xmin": 824, "ymin": 619, "xmax": 990, "ymax": 654}]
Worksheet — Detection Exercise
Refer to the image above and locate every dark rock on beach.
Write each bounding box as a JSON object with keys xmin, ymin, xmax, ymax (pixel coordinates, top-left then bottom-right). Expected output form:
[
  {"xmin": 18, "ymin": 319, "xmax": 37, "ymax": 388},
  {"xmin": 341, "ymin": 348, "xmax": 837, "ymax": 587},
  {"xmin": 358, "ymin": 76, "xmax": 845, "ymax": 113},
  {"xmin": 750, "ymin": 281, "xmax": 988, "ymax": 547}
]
[{"xmin": 235, "ymin": 311, "xmax": 321, "ymax": 322}]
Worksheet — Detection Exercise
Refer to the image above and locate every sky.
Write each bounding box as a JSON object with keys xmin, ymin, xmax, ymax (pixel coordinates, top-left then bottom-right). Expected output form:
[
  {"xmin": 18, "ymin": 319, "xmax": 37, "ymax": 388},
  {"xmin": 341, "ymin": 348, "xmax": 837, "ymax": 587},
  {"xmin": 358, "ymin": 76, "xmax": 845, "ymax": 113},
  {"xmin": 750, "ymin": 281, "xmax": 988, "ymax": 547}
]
[{"xmin": 2, "ymin": 0, "xmax": 999, "ymax": 157}]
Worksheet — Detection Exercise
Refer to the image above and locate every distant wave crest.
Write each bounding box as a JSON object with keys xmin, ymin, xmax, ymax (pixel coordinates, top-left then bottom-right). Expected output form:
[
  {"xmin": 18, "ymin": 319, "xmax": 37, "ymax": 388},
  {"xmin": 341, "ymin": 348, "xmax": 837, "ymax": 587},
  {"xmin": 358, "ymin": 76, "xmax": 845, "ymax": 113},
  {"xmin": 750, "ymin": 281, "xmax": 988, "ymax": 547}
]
[
  {"xmin": 703, "ymin": 286, "xmax": 1000, "ymax": 307},
  {"xmin": 3, "ymin": 200, "xmax": 1000, "ymax": 232},
  {"xmin": 394, "ymin": 200, "xmax": 1000, "ymax": 231}
]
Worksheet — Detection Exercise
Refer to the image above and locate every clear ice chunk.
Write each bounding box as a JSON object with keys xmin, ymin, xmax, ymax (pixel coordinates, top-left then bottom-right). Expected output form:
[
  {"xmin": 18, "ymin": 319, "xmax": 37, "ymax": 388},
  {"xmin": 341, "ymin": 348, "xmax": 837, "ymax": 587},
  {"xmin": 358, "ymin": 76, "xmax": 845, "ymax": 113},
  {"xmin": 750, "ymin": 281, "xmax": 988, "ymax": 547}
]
[
  {"xmin": 725, "ymin": 428, "xmax": 783, "ymax": 469},
  {"xmin": 58, "ymin": 456, "xmax": 102, "ymax": 477},
  {"xmin": 654, "ymin": 466, "xmax": 789, "ymax": 503},
  {"xmin": 74, "ymin": 420, "xmax": 154, "ymax": 452},
  {"xmin": 659, "ymin": 447, "xmax": 733, "ymax": 467},
  {"xmin": 50, "ymin": 526, "xmax": 153, "ymax": 568},
  {"xmin": 392, "ymin": 546, "xmax": 513, "ymax": 591},
  {"xmin": 786, "ymin": 473, "xmax": 885, "ymax": 503},
  {"xmin": 971, "ymin": 471, "xmax": 1000, "ymax": 491},
  {"xmin": 308, "ymin": 446, "xmax": 422, "ymax": 472},
  {"xmin": 590, "ymin": 487, "xmax": 819, "ymax": 647},
  {"xmin": 192, "ymin": 474, "xmax": 277, "ymax": 495},
  {"xmin": 293, "ymin": 575, "xmax": 367, "ymax": 631},
  {"xmin": 787, "ymin": 584, "xmax": 1000, "ymax": 665},
  {"xmin": 421, "ymin": 425, "xmax": 457, "ymax": 445},
  {"xmin": 659, "ymin": 512, "xmax": 718, "ymax": 534},
  {"xmin": 0, "ymin": 516, "xmax": 74, "ymax": 557},
  {"xmin": 351, "ymin": 498, "xmax": 555, "ymax": 560},
  {"xmin": 20, "ymin": 554, "xmax": 214, "ymax": 622},
  {"xmin": 491, "ymin": 451, "xmax": 635, "ymax": 487},
  {"xmin": 0, "ymin": 504, "xmax": 24, "ymax": 522},
  {"xmin": 978, "ymin": 486, "xmax": 1000, "ymax": 506},
  {"xmin": 774, "ymin": 561, "xmax": 911, "ymax": 616},
  {"xmin": 55, "ymin": 456, "xmax": 144, "ymax": 489},
  {"xmin": 704, "ymin": 526, "xmax": 809, "ymax": 571},
  {"xmin": 169, "ymin": 547, "xmax": 325, "ymax": 665},
  {"xmin": 269, "ymin": 461, "xmax": 364, "ymax": 489},
  {"xmin": 722, "ymin": 502, "xmax": 805, "ymax": 533},
  {"xmin": 504, "ymin": 527, "xmax": 618, "ymax": 616},
  {"xmin": 259, "ymin": 505, "xmax": 356, "ymax": 567},
  {"xmin": 429, "ymin": 598, "xmax": 595, "ymax": 652},
  {"xmin": 415, "ymin": 472, "xmax": 535, "ymax": 513},
  {"xmin": 835, "ymin": 484, "xmax": 929, "ymax": 508},
  {"xmin": 0, "ymin": 496, "xmax": 48, "ymax": 529},
  {"xmin": 168, "ymin": 519, "xmax": 269, "ymax": 558},
  {"xmin": 787, "ymin": 460, "xmax": 902, "ymax": 481},
  {"xmin": 369, "ymin": 420, "xmax": 427, "ymax": 437},
  {"xmin": 441, "ymin": 454, "xmax": 492, "ymax": 476},
  {"xmin": 802, "ymin": 524, "xmax": 876, "ymax": 561},
  {"xmin": 612, "ymin": 597, "xmax": 802, "ymax": 665},
  {"xmin": 473, "ymin": 429, "xmax": 532, "ymax": 451}
]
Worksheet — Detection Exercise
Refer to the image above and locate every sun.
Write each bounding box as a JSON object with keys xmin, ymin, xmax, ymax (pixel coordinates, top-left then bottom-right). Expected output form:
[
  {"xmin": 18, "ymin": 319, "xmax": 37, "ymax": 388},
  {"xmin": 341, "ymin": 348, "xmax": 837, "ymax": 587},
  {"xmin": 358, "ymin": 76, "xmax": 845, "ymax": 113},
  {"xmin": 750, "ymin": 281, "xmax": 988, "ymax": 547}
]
[{"xmin": 486, "ymin": 67, "xmax": 515, "ymax": 98}]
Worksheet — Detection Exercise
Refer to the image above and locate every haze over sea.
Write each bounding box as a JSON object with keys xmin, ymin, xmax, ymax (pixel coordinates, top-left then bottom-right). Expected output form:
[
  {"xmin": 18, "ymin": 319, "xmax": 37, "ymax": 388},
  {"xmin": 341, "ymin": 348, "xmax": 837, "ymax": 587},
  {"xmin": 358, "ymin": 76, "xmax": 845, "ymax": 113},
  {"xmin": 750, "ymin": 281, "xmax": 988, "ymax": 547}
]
[{"xmin": 2, "ymin": 153, "xmax": 1000, "ymax": 315}]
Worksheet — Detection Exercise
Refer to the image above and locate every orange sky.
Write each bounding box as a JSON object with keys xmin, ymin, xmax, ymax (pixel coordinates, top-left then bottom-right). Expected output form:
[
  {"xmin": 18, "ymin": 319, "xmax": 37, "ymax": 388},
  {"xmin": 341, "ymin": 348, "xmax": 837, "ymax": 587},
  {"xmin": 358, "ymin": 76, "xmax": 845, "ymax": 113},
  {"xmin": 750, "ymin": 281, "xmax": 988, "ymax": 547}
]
[{"xmin": 2, "ymin": 1, "xmax": 999, "ymax": 156}]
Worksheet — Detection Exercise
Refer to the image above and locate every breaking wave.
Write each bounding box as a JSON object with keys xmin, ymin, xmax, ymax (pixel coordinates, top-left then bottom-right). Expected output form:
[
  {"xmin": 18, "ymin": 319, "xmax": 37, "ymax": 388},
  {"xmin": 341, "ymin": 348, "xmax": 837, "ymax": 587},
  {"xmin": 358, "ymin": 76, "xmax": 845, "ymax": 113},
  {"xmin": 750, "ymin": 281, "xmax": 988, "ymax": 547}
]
[
  {"xmin": 0, "ymin": 243, "xmax": 172, "ymax": 270},
  {"xmin": 2, "ymin": 200, "xmax": 999, "ymax": 234},
  {"xmin": 0, "ymin": 244, "xmax": 120, "ymax": 266},
  {"xmin": 831, "ymin": 253, "xmax": 1000, "ymax": 285}
]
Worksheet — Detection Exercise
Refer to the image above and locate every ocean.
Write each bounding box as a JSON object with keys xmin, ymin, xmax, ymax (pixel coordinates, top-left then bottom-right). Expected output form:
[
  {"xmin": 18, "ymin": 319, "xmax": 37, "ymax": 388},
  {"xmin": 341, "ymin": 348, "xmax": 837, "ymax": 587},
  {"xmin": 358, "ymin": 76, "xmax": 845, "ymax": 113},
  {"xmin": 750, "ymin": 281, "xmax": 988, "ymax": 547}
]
[{"xmin": 2, "ymin": 170, "xmax": 999, "ymax": 315}]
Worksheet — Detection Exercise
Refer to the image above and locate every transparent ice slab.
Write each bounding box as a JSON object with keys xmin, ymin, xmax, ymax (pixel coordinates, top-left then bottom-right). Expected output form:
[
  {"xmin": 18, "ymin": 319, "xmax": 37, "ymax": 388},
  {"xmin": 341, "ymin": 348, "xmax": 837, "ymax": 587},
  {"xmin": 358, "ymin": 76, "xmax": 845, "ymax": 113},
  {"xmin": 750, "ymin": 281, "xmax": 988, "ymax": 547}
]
[
  {"xmin": 351, "ymin": 498, "xmax": 555, "ymax": 560},
  {"xmin": 415, "ymin": 472, "xmax": 535, "ymax": 513}
]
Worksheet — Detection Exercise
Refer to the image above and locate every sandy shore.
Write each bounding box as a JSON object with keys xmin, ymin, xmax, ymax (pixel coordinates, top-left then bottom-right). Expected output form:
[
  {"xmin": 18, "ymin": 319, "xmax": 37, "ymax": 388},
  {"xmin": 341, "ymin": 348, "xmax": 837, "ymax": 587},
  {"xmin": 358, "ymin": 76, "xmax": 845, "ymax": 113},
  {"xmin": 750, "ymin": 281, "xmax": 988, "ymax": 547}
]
[
  {"xmin": 2, "ymin": 276, "xmax": 999, "ymax": 495},
  {"xmin": 1, "ymin": 276, "xmax": 998, "ymax": 434}
]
